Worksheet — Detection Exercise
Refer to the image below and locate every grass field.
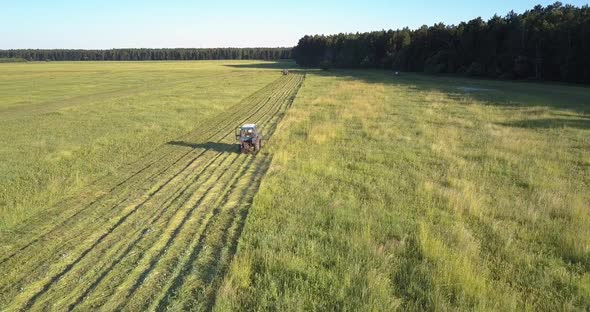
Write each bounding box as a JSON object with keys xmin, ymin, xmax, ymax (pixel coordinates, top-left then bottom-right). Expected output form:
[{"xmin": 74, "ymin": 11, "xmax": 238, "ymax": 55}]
[
  {"xmin": 216, "ymin": 70, "xmax": 590, "ymax": 310},
  {"xmin": 0, "ymin": 61, "xmax": 280, "ymax": 229},
  {"xmin": 0, "ymin": 60, "xmax": 304, "ymax": 310},
  {"xmin": 1, "ymin": 61, "xmax": 589, "ymax": 311}
]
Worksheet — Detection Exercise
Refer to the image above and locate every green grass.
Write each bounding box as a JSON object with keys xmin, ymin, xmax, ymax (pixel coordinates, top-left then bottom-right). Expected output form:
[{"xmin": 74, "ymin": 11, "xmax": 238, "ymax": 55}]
[
  {"xmin": 1, "ymin": 61, "xmax": 588, "ymax": 311},
  {"xmin": 0, "ymin": 60, "xmax": 305, "ymax": 311},
  {"xmin": 216, "ymin": 70, "xmax": 590, "ymax": 311},
  {"xmin": 0, "ymin": 60, "xmax": 284, "ymax": 229}
]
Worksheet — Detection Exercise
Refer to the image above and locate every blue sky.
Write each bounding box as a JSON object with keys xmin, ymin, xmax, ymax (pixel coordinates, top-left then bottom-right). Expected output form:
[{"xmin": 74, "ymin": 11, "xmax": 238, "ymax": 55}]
[{"xmin": 1, "ymin": 0, "xmax": 588, "ymax": 49}]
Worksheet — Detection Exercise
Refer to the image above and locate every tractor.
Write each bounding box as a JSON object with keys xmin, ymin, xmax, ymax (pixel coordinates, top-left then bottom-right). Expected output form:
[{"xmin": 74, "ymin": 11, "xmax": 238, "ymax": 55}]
[{"xmin": 236, "ymin": 123, "xmax": 263, "ymax": 154}]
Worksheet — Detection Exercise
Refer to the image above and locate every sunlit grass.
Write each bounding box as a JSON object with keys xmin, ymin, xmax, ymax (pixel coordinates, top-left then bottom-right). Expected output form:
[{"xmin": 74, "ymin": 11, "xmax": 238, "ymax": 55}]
[
  {"xmin": 217, "ymin": 70, "xmax": 590, "ymax": 311},
  {"xmin": 1, "ymin": 60, "xmax": 588, "ymax": 310},
  {"xmin": 0, "ymin": 69, "xmax": 303, "ymax": 311},
  {"xmin": 0, "ymin": 61, "xmax": 280, "ymax": 229}
]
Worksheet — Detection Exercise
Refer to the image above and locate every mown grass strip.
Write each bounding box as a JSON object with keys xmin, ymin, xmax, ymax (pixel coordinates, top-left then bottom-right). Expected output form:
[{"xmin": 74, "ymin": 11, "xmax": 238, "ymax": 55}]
[
  {"xmin": 1, "ymin": 73, "xmax": 305, "ymax": 310},
  {"xmin": 0, "ymin": 74, "xmax": 295, "ymax": 269}
]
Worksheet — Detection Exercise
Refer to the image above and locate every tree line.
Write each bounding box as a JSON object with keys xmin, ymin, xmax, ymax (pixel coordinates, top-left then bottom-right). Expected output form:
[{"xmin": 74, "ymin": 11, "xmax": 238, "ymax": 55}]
[
  {"xmin": 0, "ymin": 48, "xmax": 291, "ymax": 62},
  {"xmin": 293, "ymin": 2, "xmax": 590, "ymax": 83}
]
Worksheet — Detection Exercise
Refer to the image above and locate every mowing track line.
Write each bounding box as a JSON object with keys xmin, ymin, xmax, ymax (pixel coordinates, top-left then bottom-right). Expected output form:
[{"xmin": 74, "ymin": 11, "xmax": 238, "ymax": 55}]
[{"xmin": 1, "ymin": 73, "xmax": 305, "ymax": 311}]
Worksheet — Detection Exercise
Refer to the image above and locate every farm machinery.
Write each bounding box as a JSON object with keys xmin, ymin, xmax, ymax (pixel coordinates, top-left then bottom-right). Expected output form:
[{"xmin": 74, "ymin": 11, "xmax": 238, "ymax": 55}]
[{"xmin": 236, "ymin": 124, "xmax": 263, "ymax": 154}]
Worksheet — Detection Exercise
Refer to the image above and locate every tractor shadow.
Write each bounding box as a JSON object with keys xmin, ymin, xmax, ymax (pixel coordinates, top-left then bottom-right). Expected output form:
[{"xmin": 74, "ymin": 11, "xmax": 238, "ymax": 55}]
[{"xmin": 167, "ymin": 141, "xmax": 239, "ymax": 154}]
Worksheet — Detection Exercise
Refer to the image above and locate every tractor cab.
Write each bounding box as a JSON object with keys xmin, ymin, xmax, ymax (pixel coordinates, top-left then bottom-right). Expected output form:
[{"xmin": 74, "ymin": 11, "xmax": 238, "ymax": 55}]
[
  {"xmin": 236, "ymin": 124, "xmax": 263, "ymax": 154},
  {"xmin": 236, "ymin": 124, "xmax": 257, "ymax": 141}
]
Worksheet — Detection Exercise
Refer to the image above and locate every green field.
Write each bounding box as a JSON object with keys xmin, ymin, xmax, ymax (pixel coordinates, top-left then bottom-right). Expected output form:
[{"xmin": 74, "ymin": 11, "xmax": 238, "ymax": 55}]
[
  {"xmin": 1, "ymin": 61, "xmax": 589, "ymax": 311},
  {"xmin": 0, "ymin": 61, "xmax": 280, "ymax": 228},
  {"xmin": 217, "ymin": 71, "xmax": 590, "ymax": 311}
]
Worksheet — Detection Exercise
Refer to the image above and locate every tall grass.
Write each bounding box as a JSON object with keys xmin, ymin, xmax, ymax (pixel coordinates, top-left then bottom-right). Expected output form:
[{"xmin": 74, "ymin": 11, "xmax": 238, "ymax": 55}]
[{"xmin": 216, "ymin": 70, "xmax": 590, "ymax": 310}]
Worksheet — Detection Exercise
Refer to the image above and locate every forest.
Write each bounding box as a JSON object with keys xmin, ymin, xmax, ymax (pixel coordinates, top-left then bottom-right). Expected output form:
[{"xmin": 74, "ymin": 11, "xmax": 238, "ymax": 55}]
[
  {"xmin": 3, "ymin": 3, "xmax": 589, "ymax": 83},
  {"xmin": 293, "ymin": 2, "xmax": 590, "ymax": 82},
  {"xmin": 0, "ymin": 48, "xmax": 291, "ymax": 62}
]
